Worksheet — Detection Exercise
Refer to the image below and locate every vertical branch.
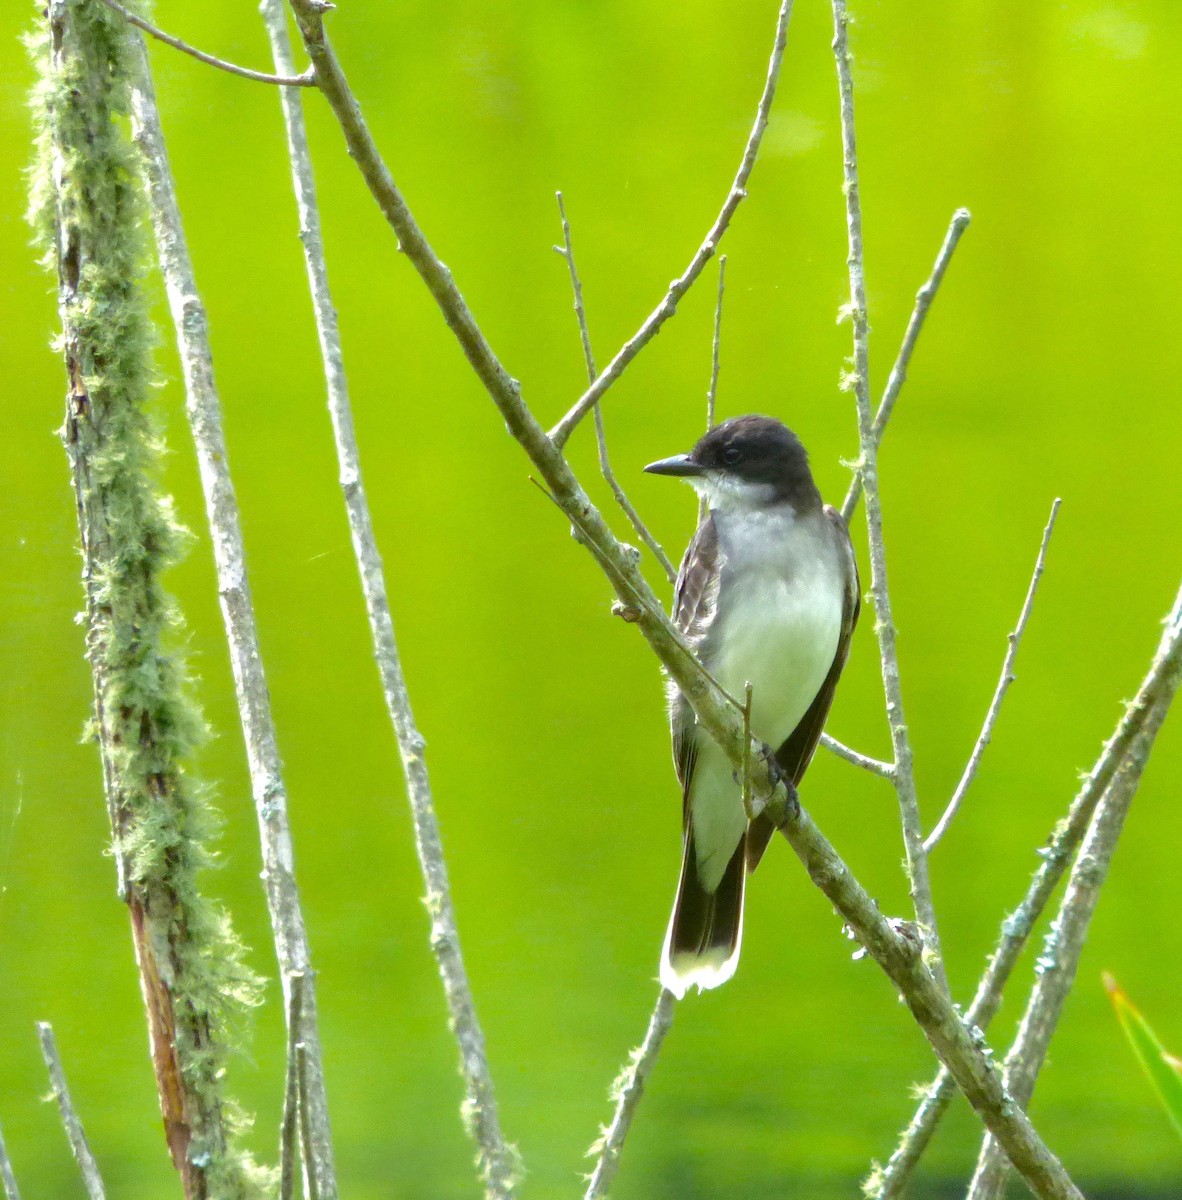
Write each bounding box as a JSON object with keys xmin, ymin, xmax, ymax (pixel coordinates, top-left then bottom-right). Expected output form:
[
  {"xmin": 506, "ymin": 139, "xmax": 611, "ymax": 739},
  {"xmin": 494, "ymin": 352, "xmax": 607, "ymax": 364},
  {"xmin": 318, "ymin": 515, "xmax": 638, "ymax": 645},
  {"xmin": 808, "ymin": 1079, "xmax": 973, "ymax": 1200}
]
[
  {"xmin": 36, "ymin": 1023, "xmax": 106, "ymax": 1200},
  {"xmin": 869, "ymin": 578, "xmax": 1182, "ymax": 1198},
  {"xmin": 0, "ymin": 1121, "xmax": 22, "ymax": 1200},
  {"xmin": 256, "ymin": 2, "xmax": 519, "ymax": 1194},
  {"xmin": 279, "ymin": 972, "xmax": 305, "ymax": 1200},
  {"xmin": 555, "ymin": 193, "xmax": 677, "ymax": 583},
  {"xmin": 830, "ymin": 0, "xmax": 947, "ymax": 989},
  {"xmin": 123, "ymin": 32, "xmax": 338, "ymax": 1200},
  {"xmin": 29, "ymin": 4, "xmax": 267, "ymax": 1195},
  {"xmin": 583, "ymin": 990, "xmax": 676, "ymax": 1200},
  {"xmin": 699, "ymin": 255, "xmax": 727, "ymax": 524},
  {"xmin": 966, "ymin": 593, "xmax": 1182, "ymax": 1199}
]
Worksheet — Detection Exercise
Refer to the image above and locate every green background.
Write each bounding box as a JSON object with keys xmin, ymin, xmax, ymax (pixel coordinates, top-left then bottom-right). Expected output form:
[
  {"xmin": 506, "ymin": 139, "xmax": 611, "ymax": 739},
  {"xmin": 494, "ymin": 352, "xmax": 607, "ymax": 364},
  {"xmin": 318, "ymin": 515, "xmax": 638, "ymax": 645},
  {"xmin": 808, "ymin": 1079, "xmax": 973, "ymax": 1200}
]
[{"xmin": 2, "ymin": 0, "xmax": 1181, "ymax": 1196}]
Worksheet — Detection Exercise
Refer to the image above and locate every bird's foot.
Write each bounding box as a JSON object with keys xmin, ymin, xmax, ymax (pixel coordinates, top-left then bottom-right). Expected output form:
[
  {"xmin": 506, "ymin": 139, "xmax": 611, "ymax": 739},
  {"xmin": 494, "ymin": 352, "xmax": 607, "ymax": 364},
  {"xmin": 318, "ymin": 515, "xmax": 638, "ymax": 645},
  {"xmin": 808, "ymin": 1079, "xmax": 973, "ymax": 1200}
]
[{"xmin": 746, "ymin": 742, "xmax": 800, "ymax": 828}]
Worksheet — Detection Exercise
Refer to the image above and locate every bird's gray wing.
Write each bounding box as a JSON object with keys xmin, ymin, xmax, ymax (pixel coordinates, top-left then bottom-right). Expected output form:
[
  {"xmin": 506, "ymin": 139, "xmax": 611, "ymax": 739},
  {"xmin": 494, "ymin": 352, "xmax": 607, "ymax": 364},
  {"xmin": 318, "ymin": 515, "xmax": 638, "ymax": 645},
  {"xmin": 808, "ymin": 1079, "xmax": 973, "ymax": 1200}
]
[
  {"xmin": 670, "ymin": 512, "xmax": 721, "ymax": 810},
  {"xmin": 747, "ymin": 504, "xmax": 861, "ymax": 870}
]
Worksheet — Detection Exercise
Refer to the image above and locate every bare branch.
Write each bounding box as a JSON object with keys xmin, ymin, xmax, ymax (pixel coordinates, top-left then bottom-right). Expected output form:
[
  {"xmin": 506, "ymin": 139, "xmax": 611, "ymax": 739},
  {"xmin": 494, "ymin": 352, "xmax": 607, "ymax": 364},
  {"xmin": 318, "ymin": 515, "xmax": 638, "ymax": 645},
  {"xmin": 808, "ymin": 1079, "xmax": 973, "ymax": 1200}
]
[
  {"xmin": 259, "ymin": 3, "xmax": 518, "ymax": 1193},
  {"xmin": 840, "ymin": 208, "xmax": 971, "ymax": 525},
  {"xmin": 547, "ymin": 0, "xmax": 794, "ymax": 448},
  {"xmin": 0, "ymin": 1122, "xmax": 22, "ymax": 1200},
  {"xmin": 126, "ymin": 36, "xmax": 339, "ymax": 1200},
  {"xmin": 967, "ymin": 592, "xmax": 1182, "ymax": 1199},
  {"xmin": 283, "ymin": 6, "xmax": 1083, "ymax": 1193},
  {"xmin": 36, "ymin": 1023, "xmax": 106, "ymax": 1200},
  {"xmin": 869, "ymin": 577, "xmax": 1182, "ymax": 1198},
  {"xmin": 99, "ymin": 0, "xmax": 314, "ymax": 87},
  {"xmin": 819, "ymin": 733, "xmax": 895, "ymax": 778},
  {"xmin": 555, "ymin": 192, "xmax": 677, "ymax": 583},
  {"xmin": 279, "ymin": 972, "xmax": 305, "ymax": 1200},
  {"xmin": 924, "ymin": 498, "xmax": 1061, "ymax": 852},
  {"xmin": 584, "ymin": 990, "xmax": 676, "ymax": 1200},
  {"xmin": 707, "ymin": 255, "xmax": 726, "ymax": 432},
  {"xmin": 830, "ymin": 0, "xmax": 948, "ymax": 993}
]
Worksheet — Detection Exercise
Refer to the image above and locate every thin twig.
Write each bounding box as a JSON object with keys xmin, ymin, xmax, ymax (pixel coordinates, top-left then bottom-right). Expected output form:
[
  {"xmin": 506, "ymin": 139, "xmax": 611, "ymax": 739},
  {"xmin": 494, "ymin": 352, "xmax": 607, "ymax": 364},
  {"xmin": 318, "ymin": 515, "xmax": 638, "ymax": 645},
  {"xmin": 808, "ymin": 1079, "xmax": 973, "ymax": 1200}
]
[
  {"xmin": 0, "ymin": 1122, "xmax": 21, "ymax": 1200},
  {"xmin": 868, "ymin": 578, "xmax": 1182, "ymax": 1199},
  {"xmin": 260, "ymin": 2, "xmax": 518, "ymax": 1194},
  {"xmin": 741, "ymin": 681, "xmax": 755, "ymax": 818},
  {"xmin": 555, "ymin": 192, "xmax": 676, "ymax": 583},
  {"xmin": 126, "ymin": 36, "xmax": 339, "ymax": 1200},
  {"xmin": 819, "ymin": 733, "xmax": 894, "ymax": 778},
  {"xmin": 831, "ymin": 0, "xmax": 948, "ymax": 993},
  {"xmin": 966, "ymin": 588, "xmax": 1182, "ymax": 1200},
  {"xmin": 283, "ymin": 7, "xmax": 1082, "ymax": 1193},
  {"xmin": 279, "ymin": 972, "xmax": 305, "ymax": 1200},
  {"xmin": 583, "ymin": 990, "xmax": 676, "ymax": 1200},
  {"xmin": 547, "ymin": 0, "xmax": 794, "ymax": 448},
  {"xmin": 699, "ymin": 256, "xmax": 727, "ymax": 524},
  {"xmin": 100, "ymin": 0, "xmax": 314, "ymax": 87},
  {"xmin": 840, "ymin": 208, "xmax": 971, "ymax": 525},
  {"xmin": 36, "ymin": 1023, "xmax": 106, "ymax": 1200},
  {"xmin": 924, "ymin": 499, "xmax": 1060, "ymax": 852}
]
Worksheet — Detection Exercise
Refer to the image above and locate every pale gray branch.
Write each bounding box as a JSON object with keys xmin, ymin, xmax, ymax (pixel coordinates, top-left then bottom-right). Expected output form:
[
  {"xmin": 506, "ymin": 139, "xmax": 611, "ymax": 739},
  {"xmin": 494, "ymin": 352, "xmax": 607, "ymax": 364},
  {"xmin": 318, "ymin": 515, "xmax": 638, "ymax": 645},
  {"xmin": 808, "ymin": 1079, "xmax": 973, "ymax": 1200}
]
[
  {"xmin": 840, "ymin": 208, "xmax": 971, "ymax": 525},
  {"xmin": 924, "ymin": 498, "xmax": 1061, "ymax": 852},
  {"xmin": 555, "ymin": 192, "xmax": 677, "ymax": 583},
  {"xmin": 699, "ymin": 255, "xmax": 727, "ymax": 525},
  {"xmin": 283, "ymin": 4, "xmax": 1082, "ymax": 1193},
  {"xmin": 547, "ymin": 0, "xmax": 794, "ymax": 448},
  {"xmin": 967, "ymin": 586, "xmax": 1182, "ymax": 1200},
  {"xmin": 869, "ymin": 577, "xmax": 1182, "ymax": 1199},
  {"xmin": 259, "ymin": 2, "xmax": 518, "ymax": 1193},
  {"xmin": 830, "ymin": 0, "xmax": 948, "ymax": 995},
  {"xmin": 126, "ymin": 39, "xmax": 338, "ymax": 1200},
  {"xmin": 583, "ymin": 989, "xmax": 676, "ymax": 1200},
  {"xmin": 36, "ymin": 1023, "xmax": 105, "ymax": 1200},
  {"xmin": 820, "ymin": 732, "xmax": 894, "ymax": 778},
  {"xmin": 0, "ymin": 1121, "xmax": 21, "ymax": 1200},
  {"xmin": 279, "ymin": 971, "xmax": 304, "ymax": 1200},
  {"xmin": 100, "ymin": 0, "xmax": 313, "ymax": 87}
]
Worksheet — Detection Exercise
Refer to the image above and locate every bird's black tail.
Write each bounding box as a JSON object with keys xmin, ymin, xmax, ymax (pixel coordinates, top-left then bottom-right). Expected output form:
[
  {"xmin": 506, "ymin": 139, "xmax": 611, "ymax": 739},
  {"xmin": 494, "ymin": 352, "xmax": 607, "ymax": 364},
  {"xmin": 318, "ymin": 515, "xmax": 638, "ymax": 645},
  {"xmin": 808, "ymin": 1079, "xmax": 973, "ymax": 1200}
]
[{"xmin": 660, "ymin": 829, "xmax": 746, "ymax": 999}]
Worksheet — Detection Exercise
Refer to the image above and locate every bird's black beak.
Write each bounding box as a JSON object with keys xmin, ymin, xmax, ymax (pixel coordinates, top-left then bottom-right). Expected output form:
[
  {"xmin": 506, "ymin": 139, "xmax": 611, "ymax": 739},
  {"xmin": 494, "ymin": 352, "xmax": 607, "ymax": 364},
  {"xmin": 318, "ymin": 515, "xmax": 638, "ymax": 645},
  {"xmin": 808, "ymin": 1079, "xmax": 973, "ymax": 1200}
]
[{"xmin": 644, "ymin": 453, "xmax": 706, "ymax": 477}]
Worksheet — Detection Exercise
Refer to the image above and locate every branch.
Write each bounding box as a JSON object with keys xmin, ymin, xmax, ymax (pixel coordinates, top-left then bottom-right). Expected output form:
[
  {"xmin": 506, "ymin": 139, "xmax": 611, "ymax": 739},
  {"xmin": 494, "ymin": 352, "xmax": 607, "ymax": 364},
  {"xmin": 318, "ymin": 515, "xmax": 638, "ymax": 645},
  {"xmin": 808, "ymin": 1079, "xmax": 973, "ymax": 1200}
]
[
  {"xmin": 125, "ymin": 35, "xmax": 339, "ymax": 1200},
  {"xmin": 820, "ymin": 733, "xmax": 895, "ymax": 778},
  {"xmin": 282, "ymin": 5, "xmax": 1082, "ymax": 1194},
  {"xmin": 258, "ymin": 2, "xmax": 518, "ymax": 1193},
  {"xmin": 555, "ymin": 192, "xmax": 677, "ymax": 583},
  {"xmin": 831, "ymin": 0, "xmax": 948, "ymax": 993},
  {"xmin": 967, "ymin": 591, "xmax": 1182, "ymax": 1199},
  {"xmin": 699, "ymin": 255, "xmax": 727, "ymax": 525},
  {"xmin": 868, "ymin": 577, "xmax": 1182, "ymax": 1198},
  {"xmin": 546, "ymin": 0, "xmax": 794, "ymax": 448},
  {"xmin": 583, "ymin": 990, "xmax": 676, "ymax": 1199},
  {"xmin": 0, "ymin": 1122, "xmax": 21, "ymax": 1200},
  {"xmin": 840, "ymin": 207, "xmax": 971, "ymax": 525},
  {"xmin": 279, "ymin": 972, "xmax": 304, "ymax": 1200},
  {"xmin": 36, "ymin": 1023, "xmax": 106, "ymax": 1200},
  {"xmin": 99, "ymin": 0, "xmax": 314, "ymax": 87},
  {"xmin": 924, "ymin": 498, "xmax": 1061, "ymax": 852}
]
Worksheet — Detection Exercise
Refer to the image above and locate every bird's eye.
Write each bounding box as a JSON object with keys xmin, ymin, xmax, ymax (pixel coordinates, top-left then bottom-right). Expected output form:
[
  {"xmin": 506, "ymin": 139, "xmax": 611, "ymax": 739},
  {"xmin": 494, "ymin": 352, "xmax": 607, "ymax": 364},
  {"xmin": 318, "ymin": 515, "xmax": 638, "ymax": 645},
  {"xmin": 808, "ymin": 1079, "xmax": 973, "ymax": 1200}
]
[{"xmin": 722, "ymin": 446, "xmax": 742, "ymax": 465}]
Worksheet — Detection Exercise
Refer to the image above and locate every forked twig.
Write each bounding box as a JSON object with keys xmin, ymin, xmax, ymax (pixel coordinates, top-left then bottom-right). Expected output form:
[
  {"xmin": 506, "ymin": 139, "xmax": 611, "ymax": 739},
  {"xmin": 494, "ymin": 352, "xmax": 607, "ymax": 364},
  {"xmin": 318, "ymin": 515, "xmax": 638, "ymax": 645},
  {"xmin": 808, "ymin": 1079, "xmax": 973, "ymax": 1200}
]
[
  {"xmin": 548, "ymin": 0, "xmax": 795, "ymax": 447},
  {"xmin": 555, "ymin": 192, "xmax": 677, "ymax": 583},
  {"xmin": 36, "ymin": 1023, "xmax": 106, "ymax": 1200},
  {"xmin": 925, "ymin": 499, "xmax": 1061, "ymax": 852},
  {"xmin": 100, "ymin": 0, "xmax": 314, "ymax": 87}
]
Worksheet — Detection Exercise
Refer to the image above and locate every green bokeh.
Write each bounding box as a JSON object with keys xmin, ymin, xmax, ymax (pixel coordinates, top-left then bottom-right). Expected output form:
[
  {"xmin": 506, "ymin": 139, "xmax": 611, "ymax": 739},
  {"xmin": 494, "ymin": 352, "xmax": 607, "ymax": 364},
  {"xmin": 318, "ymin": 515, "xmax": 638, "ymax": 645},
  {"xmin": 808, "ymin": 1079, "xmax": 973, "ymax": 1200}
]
[{"xmin": 2, "ymin": 1, "xmax": 1181, "ymax": 1197}]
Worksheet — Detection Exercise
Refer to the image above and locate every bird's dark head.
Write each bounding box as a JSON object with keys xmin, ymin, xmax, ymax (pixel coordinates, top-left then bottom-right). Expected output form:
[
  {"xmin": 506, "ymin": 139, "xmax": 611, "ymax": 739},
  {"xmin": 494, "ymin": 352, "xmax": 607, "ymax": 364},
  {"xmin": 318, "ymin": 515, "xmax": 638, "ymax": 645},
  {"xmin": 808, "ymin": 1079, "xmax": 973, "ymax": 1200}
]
[{"xmin": 644, "ymin": 415, "xmax": 820, "ymax": 512}]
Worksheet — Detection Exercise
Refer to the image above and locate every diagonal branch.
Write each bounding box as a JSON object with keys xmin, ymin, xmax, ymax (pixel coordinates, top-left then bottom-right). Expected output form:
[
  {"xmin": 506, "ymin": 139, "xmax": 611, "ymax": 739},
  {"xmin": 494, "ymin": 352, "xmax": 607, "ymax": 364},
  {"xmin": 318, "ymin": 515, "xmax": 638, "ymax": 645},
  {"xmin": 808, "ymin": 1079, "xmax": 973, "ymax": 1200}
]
[
  {"xmin": 830, "ymin": 0, "xmax": 948, "ymax": 993},
  {"xmin": 125, "ymin": 35, "xmax": 339, "ymax": 1200},
  {"xmin": 258, "ymin": 2, "xmax": 518, "ymax": 1193},
  {"xmin": 840, "ymin": 207, "xmax": 971, "ymax": 525},
  {"xmin": 99, "ymin": 0, "xmax": 314, "ymax": 87},
  {"xmin": 547, "ymin": 0, "xmax": 794, "ymax": 448},
  {"xmin": 868, "ymin": 576, "xmax": 1182, "ymax": 1198},
  {"xmin": 36, "ymin": 1023, "xmax": 106, "ymax": 1200},
  {"xmin": 0, "ymin": 1122, "xmax": 18, "ymax": 1200},
  {"xmin": 924, "ymin": 499, "xmax": 1060, "ymax": 852},
  {"xmin": 555, "ymin": 192, "xmax": 676, "ymax": 583}
]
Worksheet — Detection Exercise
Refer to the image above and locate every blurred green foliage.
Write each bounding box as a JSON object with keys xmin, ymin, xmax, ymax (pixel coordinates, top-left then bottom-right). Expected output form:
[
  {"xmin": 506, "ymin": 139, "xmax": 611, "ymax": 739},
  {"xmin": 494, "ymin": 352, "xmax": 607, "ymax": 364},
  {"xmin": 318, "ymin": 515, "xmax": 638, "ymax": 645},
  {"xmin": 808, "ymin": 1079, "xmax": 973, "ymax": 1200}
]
[
  {"xmin": 1, "ymin": 1, "xmax": 1181, "ymax": 1197},
  {"xmin": 1106, "ymin": 974, "xmax": 1182, "ymax": 1144}
]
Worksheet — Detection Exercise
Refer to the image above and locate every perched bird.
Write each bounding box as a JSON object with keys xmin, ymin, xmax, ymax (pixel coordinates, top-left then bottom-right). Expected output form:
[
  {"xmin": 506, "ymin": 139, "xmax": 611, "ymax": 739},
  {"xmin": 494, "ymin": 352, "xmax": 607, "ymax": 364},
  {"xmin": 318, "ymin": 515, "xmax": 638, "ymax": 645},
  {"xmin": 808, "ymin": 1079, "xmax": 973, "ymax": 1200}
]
[{"xmin": 644, "ymin": 415, "xmax": 860, "ymax": 998}]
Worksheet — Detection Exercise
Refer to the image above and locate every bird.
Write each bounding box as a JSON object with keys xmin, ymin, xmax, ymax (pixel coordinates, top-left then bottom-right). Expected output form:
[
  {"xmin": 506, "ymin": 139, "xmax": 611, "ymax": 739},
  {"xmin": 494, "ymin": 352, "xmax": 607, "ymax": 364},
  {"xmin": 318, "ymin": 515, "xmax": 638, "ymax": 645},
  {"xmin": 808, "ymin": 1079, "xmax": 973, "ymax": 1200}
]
[{"xmin": 644, "ymin": 414, "xmax": 860, "ymax": 998}]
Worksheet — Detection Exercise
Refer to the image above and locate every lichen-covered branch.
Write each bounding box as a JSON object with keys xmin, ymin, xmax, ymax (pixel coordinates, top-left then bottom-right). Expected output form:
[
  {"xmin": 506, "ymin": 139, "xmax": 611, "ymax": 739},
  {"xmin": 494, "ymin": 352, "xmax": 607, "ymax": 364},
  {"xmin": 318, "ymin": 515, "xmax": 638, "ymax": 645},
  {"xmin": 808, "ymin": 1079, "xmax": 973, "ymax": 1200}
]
[
  {"xmin": 830, "ymin": 0, "xmax": 948, "ymax": 994},
  {"xmin": 121, "ymin": 26, "xmax": 338, "ymax": 1199},
  {"xmin": 28, "ymin": 5, "xmax": 267, "ymax": 1195},
  {"xmin": 257, "ymin": 1, "xmax": 519, "ymax": 1193},
  {"xmin": 868, "ymin": 577, "xmax": 1182, "ymax": 1199}
]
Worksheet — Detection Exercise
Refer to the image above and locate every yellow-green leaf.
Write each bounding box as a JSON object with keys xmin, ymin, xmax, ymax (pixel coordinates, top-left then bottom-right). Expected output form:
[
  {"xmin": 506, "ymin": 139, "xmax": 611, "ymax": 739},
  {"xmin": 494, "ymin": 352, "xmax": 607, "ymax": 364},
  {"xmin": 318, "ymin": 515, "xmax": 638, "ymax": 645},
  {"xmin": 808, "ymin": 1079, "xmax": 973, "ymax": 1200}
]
[{"xmin": 1104, "ymin": 972, "xmax": 1182, "ymax": 1141}]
